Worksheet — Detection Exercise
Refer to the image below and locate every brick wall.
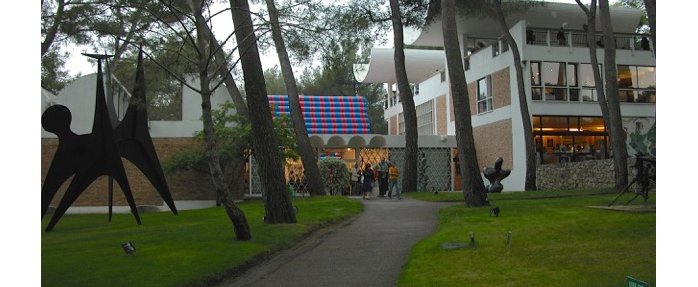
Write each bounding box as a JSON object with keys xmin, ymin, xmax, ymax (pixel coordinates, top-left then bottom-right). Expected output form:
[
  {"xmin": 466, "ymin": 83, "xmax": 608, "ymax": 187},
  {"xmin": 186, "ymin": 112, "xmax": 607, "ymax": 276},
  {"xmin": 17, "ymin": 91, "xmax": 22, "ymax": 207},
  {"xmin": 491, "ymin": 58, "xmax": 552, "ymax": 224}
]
[
  {"xmin": 492, "ymin": 68, "xmax": 511, "ymax": 108},
  {"xmin": 389, "ymin": 115, "xmax": 398, "ymax": 135},
  {"xmin": 435, "ymin": 95, "xmax": 447, "ymax": 135},
  {"xmin": 41, "ymin": 138, "xmax": 216, "ymax": 208},
  {"xmin": 473, "ymin": 119, "xmax": 513, "ymax": 171}
]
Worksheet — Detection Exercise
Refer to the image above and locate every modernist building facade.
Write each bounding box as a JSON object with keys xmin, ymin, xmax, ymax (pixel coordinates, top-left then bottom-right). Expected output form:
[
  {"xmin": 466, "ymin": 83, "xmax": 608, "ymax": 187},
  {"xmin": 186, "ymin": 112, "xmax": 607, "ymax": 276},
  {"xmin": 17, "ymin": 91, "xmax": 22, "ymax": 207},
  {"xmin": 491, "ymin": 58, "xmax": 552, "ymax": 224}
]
[
  {"xmin": 354, "ymin": 3, "xmax": 656, "ymax": 191},
  {"xmin": 41, "ymin": 73, "xmax": 459, "ymax": 212}
]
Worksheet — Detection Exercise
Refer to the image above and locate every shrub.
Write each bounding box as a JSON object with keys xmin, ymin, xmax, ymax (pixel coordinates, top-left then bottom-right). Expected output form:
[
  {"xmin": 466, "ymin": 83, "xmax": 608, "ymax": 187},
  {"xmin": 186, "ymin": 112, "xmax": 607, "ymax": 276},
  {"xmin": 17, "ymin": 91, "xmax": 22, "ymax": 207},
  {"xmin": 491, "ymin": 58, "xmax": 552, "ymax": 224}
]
[{"xmin": 317, "ymin": 158, "xmax": 350, "ymax": 195}]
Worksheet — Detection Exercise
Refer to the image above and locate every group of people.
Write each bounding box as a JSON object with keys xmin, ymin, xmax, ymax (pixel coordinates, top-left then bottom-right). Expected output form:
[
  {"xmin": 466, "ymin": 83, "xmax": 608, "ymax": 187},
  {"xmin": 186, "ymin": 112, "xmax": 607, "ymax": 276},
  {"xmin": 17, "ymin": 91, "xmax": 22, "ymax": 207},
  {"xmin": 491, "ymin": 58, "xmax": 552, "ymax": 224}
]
[{"xmin": 350, "ymin": 157, "xmax": 401, "ymax": 200}]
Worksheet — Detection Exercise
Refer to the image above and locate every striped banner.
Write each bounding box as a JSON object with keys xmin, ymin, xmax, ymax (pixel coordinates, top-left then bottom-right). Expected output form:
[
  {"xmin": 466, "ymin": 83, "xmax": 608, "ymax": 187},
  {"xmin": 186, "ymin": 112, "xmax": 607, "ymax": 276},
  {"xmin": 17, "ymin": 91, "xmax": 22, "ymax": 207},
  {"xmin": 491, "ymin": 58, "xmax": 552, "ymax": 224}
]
[{"xmin": 268, "ymin": 95, "xmax": 372, "ymax": 134}]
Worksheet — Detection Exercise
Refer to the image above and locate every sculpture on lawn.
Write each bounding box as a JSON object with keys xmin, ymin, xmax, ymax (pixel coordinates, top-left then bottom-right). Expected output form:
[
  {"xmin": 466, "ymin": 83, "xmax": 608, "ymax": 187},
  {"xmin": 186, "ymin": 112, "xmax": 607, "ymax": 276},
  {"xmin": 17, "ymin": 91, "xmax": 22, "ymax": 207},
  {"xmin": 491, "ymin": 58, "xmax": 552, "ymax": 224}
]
[
  {"xmin": 483, "ymin": 157, "xmax": 511, "ymax": 193},
  {"xmin": 41, "ymin": 50, "xmax": 177, "ymax": 231}
]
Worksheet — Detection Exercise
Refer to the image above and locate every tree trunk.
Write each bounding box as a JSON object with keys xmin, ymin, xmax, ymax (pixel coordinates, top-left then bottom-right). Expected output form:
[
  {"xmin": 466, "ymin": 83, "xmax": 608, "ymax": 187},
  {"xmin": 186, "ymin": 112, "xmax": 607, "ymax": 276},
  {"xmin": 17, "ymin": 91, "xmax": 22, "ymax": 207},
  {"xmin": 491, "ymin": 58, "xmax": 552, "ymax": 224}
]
[
  {"xmin": 189, "ymin": 0, "xmax": 251, "ymax": 240},
  {"xmin": 231, "ymin": 0, "xmax": 296, "ymax": 223},
  {"xmin": 264, "ymin": 0, "xmax": 325, "ymax": 196},
  {"xmin": 576, "ymin": 0, "xmax": 611, "ymax": 143},
  {"xmin": 441, "ymin": 0, "xmax": 488, "ymax": 206},
  {"xmin": 389, "ymin": 0, "xmax": 418, "ymax": 195},
  {"xmin": 599, "ymin": 0, "xmax": 629, "ymax": 189},
  {"xmin": 42, "ymin": 0, "xmax": 66, "ymax": 56},
  {"xmin": 494, "ymin": 0, "xmax": 536, "ymax": 191},
  {"xmin": 642, "ymin": 0, "xmax": 655, "ymax": 52}
]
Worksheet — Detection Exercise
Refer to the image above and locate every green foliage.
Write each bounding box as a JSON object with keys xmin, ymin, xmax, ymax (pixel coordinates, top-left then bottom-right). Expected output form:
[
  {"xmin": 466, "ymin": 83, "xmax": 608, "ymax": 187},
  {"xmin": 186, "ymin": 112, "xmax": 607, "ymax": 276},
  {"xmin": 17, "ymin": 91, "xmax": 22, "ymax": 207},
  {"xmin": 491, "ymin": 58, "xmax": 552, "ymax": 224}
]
[
  {"xmin": 42, "ymin": 196, "xmax": 363, "ymax": 287},
  {"xmin": 298, "ymin": 40, "xmax": 388, "ymax": 134},
  {"xmin": 162, "ymin": 101, "xmax": 298, "ymax": 175},
  {"xmin": 399, "ymin": 193, "xmax": 656, "ymax": 286},
  {"xmin": 263, "ymin": 65, "xmax": 288, "ymax": 95},
  {"xmin": 317, "ymin": 158, "xmax": 350, "ymax": 195},
  {"xmin": 41, "ymin": 48, "xmax": 74, "ymax": 94}
]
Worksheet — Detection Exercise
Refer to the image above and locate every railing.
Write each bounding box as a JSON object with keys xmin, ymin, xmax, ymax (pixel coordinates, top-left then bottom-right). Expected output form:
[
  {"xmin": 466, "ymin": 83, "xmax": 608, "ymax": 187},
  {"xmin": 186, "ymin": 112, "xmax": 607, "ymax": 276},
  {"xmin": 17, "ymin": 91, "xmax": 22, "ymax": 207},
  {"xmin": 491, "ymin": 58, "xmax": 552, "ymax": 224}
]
[{"xmin": 526, "ymin": 27, "xmax": 653, "ymax": 52}]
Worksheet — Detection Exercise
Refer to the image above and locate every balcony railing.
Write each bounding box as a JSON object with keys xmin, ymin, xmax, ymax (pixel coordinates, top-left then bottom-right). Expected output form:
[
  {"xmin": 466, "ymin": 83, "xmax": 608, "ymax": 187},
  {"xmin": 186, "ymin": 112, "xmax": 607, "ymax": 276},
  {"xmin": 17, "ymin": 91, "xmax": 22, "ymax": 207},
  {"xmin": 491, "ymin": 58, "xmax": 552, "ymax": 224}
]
[{"xmin": 526, "ymin": 27, "xmax": 653, "ymax": 52}]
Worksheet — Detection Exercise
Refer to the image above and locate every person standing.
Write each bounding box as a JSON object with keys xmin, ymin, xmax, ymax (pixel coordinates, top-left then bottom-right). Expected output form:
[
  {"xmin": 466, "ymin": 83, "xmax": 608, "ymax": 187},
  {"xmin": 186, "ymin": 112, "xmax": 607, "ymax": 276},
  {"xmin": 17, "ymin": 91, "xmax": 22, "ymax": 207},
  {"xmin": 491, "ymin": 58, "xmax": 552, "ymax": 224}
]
[
  {"xmin": 387, "ymin": 162, "xmax": 400, "ymax": 200},
  {"xmin": 376, "ymin": 157, "xmax": 389, "ymax": 197},
  {"xmin": 361, "ymin": 163, "xmax": 375, "ymax": 200},
  {"xmin": 556, "ymin": 26, "xmax": 566, "ymax": 46},
  {"xmin": 350, "ymin": 163, "xmax": 361, "ymax": 196}
]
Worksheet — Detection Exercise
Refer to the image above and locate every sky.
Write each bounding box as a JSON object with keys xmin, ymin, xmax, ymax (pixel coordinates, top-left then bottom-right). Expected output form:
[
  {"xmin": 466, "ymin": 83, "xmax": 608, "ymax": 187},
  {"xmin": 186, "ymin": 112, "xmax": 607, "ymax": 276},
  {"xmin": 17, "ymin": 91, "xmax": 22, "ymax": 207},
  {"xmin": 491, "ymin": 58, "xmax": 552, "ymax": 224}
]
[{"xmin": 0, "ymin": 1, "xmax": 694, "ymax": 286}]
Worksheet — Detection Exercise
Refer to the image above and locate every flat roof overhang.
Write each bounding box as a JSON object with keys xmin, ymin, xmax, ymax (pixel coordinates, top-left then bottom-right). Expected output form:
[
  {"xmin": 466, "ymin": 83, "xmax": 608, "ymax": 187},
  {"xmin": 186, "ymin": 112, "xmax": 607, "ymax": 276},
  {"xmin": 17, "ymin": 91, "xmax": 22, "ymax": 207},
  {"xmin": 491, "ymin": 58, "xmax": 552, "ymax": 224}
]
[
  {"xmin": 353, "ymin": 47, "xmax": 445, "ymax": 84},
  {"xmin": 406, "ymin": 2, "xmax": 643, "ymax": 47}
]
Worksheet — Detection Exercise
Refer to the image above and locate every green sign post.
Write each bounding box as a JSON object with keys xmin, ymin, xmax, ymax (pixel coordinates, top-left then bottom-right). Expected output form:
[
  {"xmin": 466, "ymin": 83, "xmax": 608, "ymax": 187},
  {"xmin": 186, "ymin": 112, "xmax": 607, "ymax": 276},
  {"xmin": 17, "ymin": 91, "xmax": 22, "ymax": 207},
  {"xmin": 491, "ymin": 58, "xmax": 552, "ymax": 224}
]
[{"xmin": 627, "ymin": 276, "xmax": 648, "ymax": 287}]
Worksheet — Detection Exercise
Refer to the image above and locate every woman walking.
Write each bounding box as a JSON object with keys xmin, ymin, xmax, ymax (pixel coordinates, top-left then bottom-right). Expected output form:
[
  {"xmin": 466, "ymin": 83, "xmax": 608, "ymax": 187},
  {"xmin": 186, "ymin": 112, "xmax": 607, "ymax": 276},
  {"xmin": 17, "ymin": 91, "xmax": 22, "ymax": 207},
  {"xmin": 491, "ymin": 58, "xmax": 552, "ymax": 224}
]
[{"xmin": 361, "ymin": 163, "xmax": 375, "ymax": 200}]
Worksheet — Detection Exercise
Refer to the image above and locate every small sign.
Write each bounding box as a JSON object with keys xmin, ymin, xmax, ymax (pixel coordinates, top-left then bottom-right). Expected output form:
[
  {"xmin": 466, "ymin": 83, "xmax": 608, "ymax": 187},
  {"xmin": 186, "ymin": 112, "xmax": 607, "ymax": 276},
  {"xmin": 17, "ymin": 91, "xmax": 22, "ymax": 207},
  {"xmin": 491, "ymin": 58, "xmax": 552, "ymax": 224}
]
[{"xmin": 626, "ymin": 276, "xmax": 648, "ymax": 287}]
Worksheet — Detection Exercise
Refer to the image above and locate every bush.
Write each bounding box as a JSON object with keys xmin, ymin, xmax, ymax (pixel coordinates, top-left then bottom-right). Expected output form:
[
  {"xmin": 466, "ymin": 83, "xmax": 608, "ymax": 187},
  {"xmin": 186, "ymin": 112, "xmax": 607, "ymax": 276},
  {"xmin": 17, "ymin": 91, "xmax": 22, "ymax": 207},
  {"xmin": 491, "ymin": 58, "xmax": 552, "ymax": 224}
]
[{"xmin": 317, "ymin": 158, "xmax": 350, "ymax": 195}]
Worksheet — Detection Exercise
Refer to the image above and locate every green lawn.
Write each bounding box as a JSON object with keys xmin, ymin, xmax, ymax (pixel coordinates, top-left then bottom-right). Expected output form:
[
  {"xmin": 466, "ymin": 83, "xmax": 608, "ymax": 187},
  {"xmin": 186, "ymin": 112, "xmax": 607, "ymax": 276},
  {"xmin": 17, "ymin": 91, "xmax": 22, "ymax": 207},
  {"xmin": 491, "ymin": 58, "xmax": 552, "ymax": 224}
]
[
  {"xmin": 42, "ymin": 196, "xmax": 362, "ymax": 287},
  {"xmin": 406, "ymin": 188, "xmax": 617, "ymax": 202},
  {"xmin": 400, "ymin": 192, "xmax": 655, "ymax": 286}
]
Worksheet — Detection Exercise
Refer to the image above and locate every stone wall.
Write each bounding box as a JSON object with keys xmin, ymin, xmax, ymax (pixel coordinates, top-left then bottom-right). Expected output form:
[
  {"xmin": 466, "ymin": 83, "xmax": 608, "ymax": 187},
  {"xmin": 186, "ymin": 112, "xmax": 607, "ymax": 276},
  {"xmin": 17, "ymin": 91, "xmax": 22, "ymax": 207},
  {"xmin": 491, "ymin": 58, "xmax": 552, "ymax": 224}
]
[
  {"xmin": 41, "ymin": 138, "xmax": 217, "ymax": 207},
  {"xmin": 536, "ymin": 158, "xmax": 653, "ymax": 190}
]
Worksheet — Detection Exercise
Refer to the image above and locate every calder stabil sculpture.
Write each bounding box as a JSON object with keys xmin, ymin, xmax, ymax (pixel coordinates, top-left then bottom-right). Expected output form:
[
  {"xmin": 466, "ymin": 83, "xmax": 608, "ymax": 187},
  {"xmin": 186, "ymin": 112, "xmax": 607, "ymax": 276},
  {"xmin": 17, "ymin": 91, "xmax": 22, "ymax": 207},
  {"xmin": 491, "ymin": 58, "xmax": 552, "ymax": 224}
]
[{"xmin": 41, "ymin": 50, "xmax": 177, "ymax": 231}]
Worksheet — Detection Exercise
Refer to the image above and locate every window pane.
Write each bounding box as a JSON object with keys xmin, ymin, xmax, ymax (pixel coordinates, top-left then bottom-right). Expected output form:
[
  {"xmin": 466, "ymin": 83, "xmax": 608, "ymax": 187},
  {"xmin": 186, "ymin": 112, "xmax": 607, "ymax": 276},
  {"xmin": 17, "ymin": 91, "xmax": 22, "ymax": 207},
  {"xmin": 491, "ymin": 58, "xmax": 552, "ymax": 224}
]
[
  {"xmin": 617, "ymin": 65, "xmax": 636, "ymax": 88},
  {"xmin": 532, "ymin": 88, "xmax": 542, "ymax": 100},
  {"xmin": 619, "ymin": 90, "xmax": 637, "ymax": 102},
  {"xmin": 530, "ymin": 62, "xmax": 541, "ymax": 85},
  {"xmin": 580, "ymin": 89, "xmax": 597, "ymax": 102},
  {"xmin": 478, "ymin": 78, "xmax": 487, "ymax": 100},
  {"xmin": 580, "ymin": 117, "xmax": 605, "ymax": 132},
  {"xmin": 533, "ymin": 116, "xmax": 541, "ymax": 130},
  {"xmin": 567, "ymin": 63, "xmax": 578, "ymax": 86},
  {"xmin": 579, "ymin": 64, "xmax": 596, "ymax": 87},
  {"xmin": 541, "ymin": 116, "xmax": 568, "ymax": 131},
  {"xmin": 569, "ymin": 88, "xmax": 580, "ymax": 101},
  {"xmin": 543, "ymin": 62, "xmax": 566, "ymax": 86},
  {"xmin": 545, "ymin": 87, "xmax": 568, "ymax": 101},
  {"xmin": 638, "ymin": 90, "xmax": 656, "ymax": 103},
  {"xmin": 637, "ymin": 66, "xmax": 656, "ymax": 89}
]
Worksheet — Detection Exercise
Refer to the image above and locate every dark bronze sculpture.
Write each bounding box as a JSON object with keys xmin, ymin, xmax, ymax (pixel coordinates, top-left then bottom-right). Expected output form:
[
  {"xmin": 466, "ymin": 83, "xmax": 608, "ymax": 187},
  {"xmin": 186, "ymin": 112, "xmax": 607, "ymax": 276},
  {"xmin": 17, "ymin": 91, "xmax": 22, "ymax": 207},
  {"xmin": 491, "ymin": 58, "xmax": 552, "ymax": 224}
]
[
  {"xmin": 608, "ymin": 152, "xmax": 655, "ymax": 206},
  {"xmin": 483, "ymin": 157, "xmax": 511, "ymax": 193},
  {"xmin": 41, "ymin": 51, "xmax": 176, "ymax": 231}
]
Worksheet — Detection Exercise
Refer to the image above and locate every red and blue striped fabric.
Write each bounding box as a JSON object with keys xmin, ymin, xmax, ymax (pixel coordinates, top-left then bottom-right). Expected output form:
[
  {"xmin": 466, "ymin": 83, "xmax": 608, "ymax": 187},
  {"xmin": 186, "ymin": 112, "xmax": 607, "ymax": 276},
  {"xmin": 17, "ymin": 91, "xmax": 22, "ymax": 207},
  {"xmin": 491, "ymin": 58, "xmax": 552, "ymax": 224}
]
[{"xmin": 268, "ymin": 95, "xmax": 372, "ymax": 134}]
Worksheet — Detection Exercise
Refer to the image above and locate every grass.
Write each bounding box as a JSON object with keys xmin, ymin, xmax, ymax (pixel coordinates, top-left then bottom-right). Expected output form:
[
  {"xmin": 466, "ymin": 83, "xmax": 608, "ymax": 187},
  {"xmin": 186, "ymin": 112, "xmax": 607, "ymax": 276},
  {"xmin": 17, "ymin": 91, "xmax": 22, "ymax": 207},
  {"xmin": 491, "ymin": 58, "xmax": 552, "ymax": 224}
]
[
  {"xmin": 406, "ymin": 188, "xmax": 617, "ymax": 202},
  {"xmin": 399, "ymin": 192, "xmax": 655, "ymax": 286},
  {"xmin": 42, "ymin": 196, "xmax": 362, "ymax": 287}
]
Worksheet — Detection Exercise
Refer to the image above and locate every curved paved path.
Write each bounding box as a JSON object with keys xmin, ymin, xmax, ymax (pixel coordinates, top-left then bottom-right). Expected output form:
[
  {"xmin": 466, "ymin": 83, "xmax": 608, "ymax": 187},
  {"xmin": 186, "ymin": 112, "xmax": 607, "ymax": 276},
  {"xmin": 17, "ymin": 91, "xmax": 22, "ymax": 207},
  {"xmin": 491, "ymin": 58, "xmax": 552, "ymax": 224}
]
[{"xmin": 216, "ymin": 197, "xmax": 452, "ymax": 287}]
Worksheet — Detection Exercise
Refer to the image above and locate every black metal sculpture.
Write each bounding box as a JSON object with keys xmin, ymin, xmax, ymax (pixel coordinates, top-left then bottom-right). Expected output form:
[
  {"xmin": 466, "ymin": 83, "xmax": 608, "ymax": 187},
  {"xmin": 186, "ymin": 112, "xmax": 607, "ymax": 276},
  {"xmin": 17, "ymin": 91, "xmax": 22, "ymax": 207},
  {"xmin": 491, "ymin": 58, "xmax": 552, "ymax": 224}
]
[
  {"xmin": 113, "ymin": 49, "xmax": 177, "ymax": 218},
  {"xmin": 483, "ymin": 157, "xmax": 511, "ymax": 193},
  {"xmin": 608, "ymin": 153, "xmax": 655, "ymax": 206},
  {"xmin": 41, "ymin": 51, "xmax": 176, "ymax": 231}
]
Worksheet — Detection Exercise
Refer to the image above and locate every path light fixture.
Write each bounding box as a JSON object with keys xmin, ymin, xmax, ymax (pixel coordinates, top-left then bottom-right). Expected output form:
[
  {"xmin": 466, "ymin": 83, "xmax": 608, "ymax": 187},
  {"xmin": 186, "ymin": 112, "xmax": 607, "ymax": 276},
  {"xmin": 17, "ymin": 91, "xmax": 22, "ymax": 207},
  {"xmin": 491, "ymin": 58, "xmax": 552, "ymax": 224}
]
[{"xmin": 121, "ymin": 241, "xmax": 136, "ymax": 255}]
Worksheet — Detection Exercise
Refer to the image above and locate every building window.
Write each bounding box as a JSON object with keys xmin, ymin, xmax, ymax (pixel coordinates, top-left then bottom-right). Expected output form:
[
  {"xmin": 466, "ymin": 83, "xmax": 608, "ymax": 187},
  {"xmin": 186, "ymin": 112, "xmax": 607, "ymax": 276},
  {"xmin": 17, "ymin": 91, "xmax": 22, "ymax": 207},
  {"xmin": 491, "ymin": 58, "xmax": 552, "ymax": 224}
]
[
  {"xmin": 617, "ymin": 65, "xmax": 656, "ymax": 103},
  {"xmin": 579, "ymin": 63, "xmax": 603, "ymax": 102},
  {"xmin": 477, "ymin": 76, "xmax": 492, "ymax": 114},
  {"xmin": 416, "ymin": 100, "xmax": 434, "ymax": 135},
  {"xmin": 533, "ymin": 115, "xmax": 609, "ymax": 164}
]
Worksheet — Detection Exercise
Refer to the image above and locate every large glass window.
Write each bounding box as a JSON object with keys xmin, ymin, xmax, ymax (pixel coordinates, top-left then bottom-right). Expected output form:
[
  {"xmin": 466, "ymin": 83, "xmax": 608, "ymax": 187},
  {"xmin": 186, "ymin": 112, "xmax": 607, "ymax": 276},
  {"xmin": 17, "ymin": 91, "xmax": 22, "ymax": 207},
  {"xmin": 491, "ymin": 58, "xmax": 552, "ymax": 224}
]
[
  {"xmin": 579, "ymin": 64, "xmax": 603, "ymax": 102},
  {"xmin": 416, "ymin": 100, "xmax": 434, "ymax": 135},
  {"xmin": 617, "ymin": 65, "xmax": 656, "ymax": 103},
  {"xmin": 477, "ymin": 77, "xmax": 493, "ymax": 114},
  {"xmin": 531, "ymin": 61, "xmax": 570, "ymax": 101},
  {"xmin": 543, "ymin": 62, "xmax": 566, "ymax": 86},
  {"xmin": 533, "ymin": 115, "xmax": 609, "ymax": 164}
]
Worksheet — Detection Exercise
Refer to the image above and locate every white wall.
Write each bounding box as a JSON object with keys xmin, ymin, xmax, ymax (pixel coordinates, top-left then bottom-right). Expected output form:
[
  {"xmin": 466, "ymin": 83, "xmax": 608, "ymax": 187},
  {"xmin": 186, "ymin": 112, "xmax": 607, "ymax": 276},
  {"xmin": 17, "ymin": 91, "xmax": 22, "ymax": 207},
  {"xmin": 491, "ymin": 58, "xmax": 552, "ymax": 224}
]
[{"xmin": 41, "ymin": 74, "xmax": 236, "ymax": 139}]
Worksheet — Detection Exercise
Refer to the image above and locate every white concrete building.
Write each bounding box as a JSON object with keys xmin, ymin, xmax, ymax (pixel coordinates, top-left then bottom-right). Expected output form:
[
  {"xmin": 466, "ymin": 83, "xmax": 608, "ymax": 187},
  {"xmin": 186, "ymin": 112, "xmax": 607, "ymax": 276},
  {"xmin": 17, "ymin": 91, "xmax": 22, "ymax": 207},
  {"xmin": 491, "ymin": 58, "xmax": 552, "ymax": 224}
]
[{"xmin": 355, "ymin": 2, "xmax": 656, "ymax": 191}]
